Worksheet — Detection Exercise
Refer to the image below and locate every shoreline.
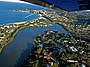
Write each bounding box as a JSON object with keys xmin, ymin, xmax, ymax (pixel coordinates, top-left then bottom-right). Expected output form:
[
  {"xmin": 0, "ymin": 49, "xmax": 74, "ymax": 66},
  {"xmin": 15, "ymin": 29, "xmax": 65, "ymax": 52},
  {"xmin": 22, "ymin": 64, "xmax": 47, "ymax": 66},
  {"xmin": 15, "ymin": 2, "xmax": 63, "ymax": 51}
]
[
  {"xmin": 0, "ymin": 26, "xmax": 26, "ymax": 53},
  {"xmin": 0, "ymin": 17, "xmax": 53, "ymax": 54},
  {"xmin": 57, "ymin": 23, "xmax": 90, "ymax": 43},
  {"xmin": 23, "ymin": 31, "xmax": 88, "ymax": 67}
]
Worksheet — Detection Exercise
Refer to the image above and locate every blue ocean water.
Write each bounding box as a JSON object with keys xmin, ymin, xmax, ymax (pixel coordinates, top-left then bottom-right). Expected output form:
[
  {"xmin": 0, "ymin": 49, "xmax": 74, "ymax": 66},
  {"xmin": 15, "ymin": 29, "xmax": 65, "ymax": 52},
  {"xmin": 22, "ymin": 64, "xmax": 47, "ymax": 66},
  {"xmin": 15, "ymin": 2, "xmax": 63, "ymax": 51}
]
[
  {"xmin": 0, "ymin": 11, "xmax": 40, "ymax": 24},
  {"xmin": 0, "ymin": 1, "xmax": 50, "ymax": 24}
]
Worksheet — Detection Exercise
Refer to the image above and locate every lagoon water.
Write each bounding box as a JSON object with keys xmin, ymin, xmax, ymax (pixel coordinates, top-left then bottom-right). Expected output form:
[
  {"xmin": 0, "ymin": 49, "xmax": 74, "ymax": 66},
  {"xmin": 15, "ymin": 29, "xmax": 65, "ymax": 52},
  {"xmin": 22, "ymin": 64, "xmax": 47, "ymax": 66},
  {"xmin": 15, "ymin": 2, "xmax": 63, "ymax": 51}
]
[{"xmin": 0, "ymin": 1, "xmax": 69, "ymax": 67}]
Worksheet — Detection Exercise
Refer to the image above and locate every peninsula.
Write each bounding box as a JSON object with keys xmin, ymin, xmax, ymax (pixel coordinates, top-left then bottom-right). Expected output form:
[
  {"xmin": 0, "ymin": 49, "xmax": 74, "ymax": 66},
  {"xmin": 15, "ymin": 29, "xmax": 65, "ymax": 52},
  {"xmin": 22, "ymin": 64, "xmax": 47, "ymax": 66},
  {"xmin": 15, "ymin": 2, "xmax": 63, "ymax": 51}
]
[{"xmin": 23, "ymin": 31, "xmax": 89, "ymax": 67}]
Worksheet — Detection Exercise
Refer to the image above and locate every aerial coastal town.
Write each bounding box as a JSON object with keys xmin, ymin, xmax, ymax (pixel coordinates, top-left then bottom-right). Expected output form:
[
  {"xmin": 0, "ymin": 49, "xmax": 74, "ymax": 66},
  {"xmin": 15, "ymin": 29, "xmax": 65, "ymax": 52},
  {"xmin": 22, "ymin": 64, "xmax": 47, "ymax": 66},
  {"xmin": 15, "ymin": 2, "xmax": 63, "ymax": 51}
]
[
  {"xmin": 0, "ymin": 0, "xmax": 90, "ymax": 67},
  {"xmin": 29, "ymin": 9, "xmax": 90, "ymax": 42},
  {"xmin": 15, "ymin": 9, "xmax": 90, "ymax": 66},
  {"xmin": 0, "ymin": 17, "xmax": 53, "ymax": 53},
  {"xmin": 23, "ymin": 31, "xmax": 89, "ymax": 67},
  {"xmin": 15, "ymin": 9, "xmax": 90, "ymax": 42},
  {"xmin": 0, "ymin": 8, "xmax": 90, "ymax": 67}
]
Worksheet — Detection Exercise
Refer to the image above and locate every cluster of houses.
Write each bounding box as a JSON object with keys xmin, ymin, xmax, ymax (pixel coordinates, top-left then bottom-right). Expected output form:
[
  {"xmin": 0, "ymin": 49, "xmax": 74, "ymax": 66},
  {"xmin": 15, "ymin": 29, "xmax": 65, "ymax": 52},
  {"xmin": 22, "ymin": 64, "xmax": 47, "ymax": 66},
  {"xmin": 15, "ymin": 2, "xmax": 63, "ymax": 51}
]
[
  {"xmin": 15, "ymin": 9, "xmax": 30, "ymax": 12},
  {"xmin": 24, "ymin": 31, "xmax": 89, "ymax": 67},
  {"xmin": 27, "ymin": 17, "xmax": 53, "ymax": 27},
  {"xmin": 15, "ymin": 9, "xmax": 90, "ymax": 42},
  {"xmin": 0, "ymin": 24, "xmax": 19, "ymax": 43},
  {"xmin": 30, "ymin": 9, "xmax": 90, "ymax": 42},
  {"xmin": 30, "ymin": 10, "xmax": 73, "ymax": 23},
  {"xmin": 11, "ymin": 9, "xmax": 90, "ymax": 67},
  {"xmin": 0, "ymin": 17, "xmax": 53, "ymax": 52},
  {"xmin": 0, "ymin": 17, "xmax": 52, "ymax": 43}
]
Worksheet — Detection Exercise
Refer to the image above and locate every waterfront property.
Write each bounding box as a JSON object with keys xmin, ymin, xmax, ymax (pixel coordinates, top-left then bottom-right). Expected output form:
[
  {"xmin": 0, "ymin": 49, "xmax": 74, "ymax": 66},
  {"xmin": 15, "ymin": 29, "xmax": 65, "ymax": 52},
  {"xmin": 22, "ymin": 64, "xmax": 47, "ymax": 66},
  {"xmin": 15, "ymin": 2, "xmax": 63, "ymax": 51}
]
[
  {"xmin": 27, "ymin": 9, "xmax": 90, "ymax": 42},
  {"xmin": 0, "ymin": 17, "xmax": 53, "ymax": 53},
  {"xmin": 0, "ymin": 24, "xmax": 70, "ymax": 67},
  {"xmin": 23, "ymin": 31, "xmax": 88, "ymax": 67}
]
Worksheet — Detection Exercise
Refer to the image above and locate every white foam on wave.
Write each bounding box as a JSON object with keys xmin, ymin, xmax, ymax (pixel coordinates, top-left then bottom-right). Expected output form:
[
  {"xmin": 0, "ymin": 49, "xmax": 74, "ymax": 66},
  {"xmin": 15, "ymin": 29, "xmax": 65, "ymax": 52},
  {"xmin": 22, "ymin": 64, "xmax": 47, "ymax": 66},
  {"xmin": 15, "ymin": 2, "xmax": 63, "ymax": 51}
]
[
  {"xmin": 0, "ymin": 0, "xmax": 31, "ymax": 4},
  {"xmin": 0, "ymin": 0, "xmax": 51, "ymax": 11},
  {"xmin": 0, "ymin": 0, "xmax": 45, "ymax": 8}
]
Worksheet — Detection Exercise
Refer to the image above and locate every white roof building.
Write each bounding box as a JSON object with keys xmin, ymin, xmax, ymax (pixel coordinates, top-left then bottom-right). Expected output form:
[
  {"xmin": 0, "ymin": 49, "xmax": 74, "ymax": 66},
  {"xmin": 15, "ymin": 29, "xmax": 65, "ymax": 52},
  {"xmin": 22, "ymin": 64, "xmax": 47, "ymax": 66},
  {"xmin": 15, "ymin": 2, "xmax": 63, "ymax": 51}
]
[{"xmin": 70, "ymin": 46, "xmax": 78, "ymax": 52}]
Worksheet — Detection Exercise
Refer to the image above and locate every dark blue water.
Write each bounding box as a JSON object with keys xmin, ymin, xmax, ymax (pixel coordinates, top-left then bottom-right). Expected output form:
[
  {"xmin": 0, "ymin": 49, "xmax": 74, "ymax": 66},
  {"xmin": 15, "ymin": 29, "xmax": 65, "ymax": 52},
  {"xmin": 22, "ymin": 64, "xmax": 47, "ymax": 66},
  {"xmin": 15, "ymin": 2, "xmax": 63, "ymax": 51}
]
[
  {"xmin": 0, "ymin": 24, "xmax": 69, "ymax": 67},
  {"xmin": 0, "ymin": 1, "xmax": 50, "ymax": 24}
]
